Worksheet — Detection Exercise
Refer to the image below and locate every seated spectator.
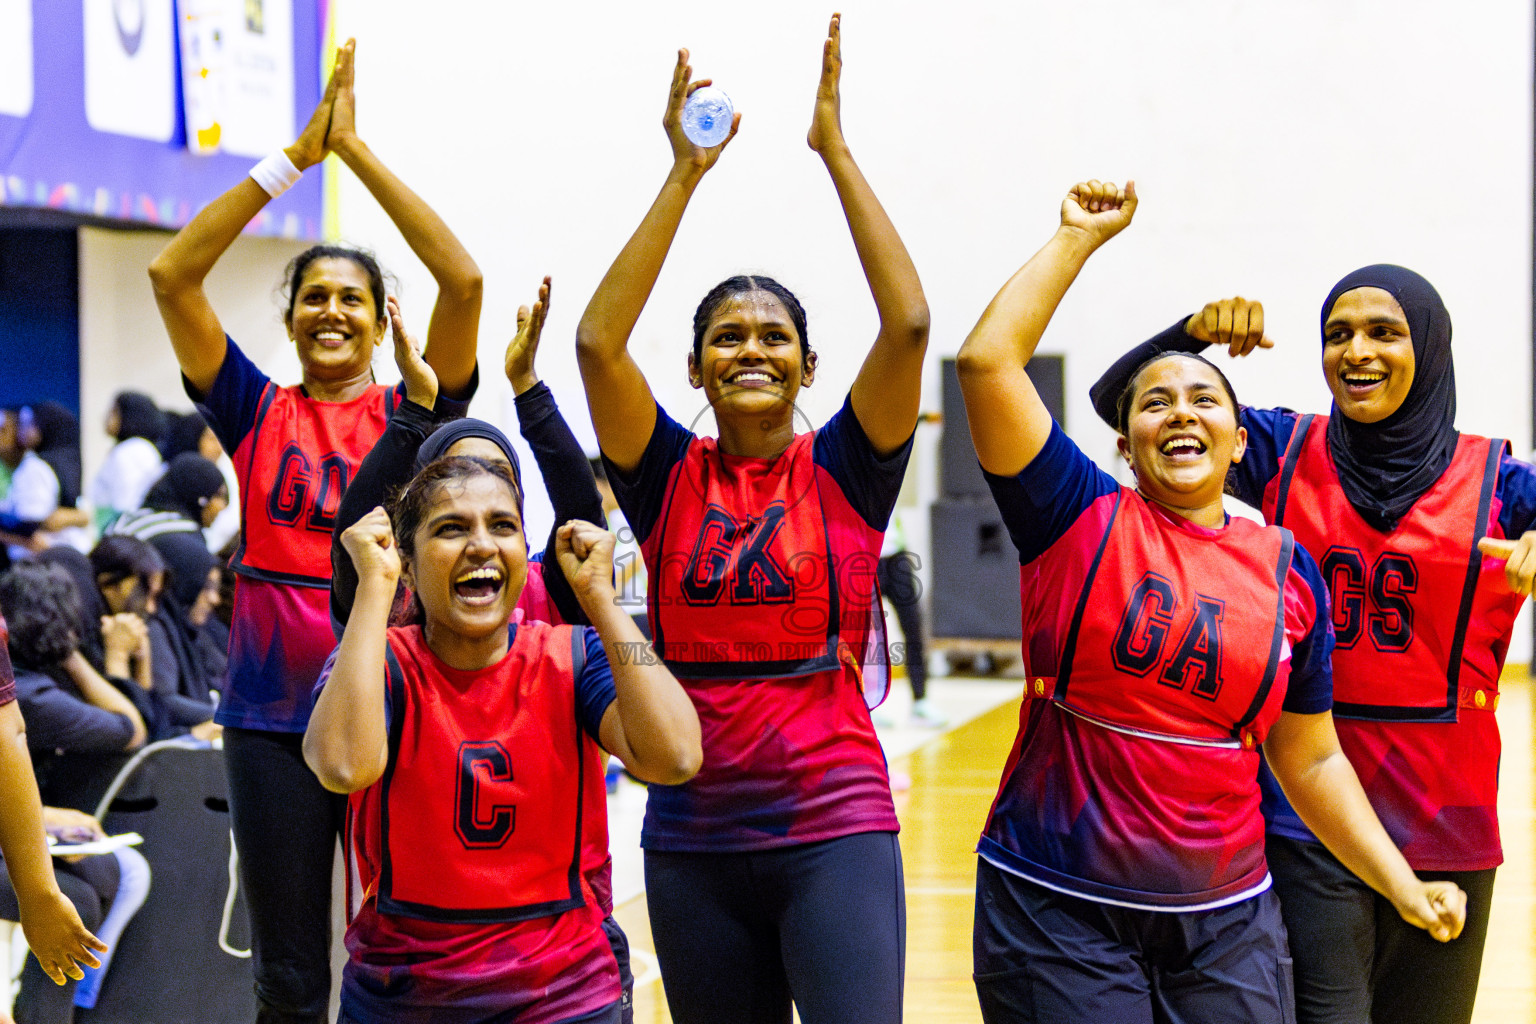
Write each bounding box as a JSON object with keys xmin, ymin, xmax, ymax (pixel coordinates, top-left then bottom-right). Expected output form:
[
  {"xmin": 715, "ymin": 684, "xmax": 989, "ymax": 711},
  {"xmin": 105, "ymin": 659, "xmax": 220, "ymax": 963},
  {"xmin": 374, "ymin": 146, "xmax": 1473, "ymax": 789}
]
[
  {"xmin": 158, "ymin": 413, "xmax": 239, "ymax": 552},
  {"xmin": 0, "ymin": 407, "xmax": 89, "ymax": 563},
  {"xmin": 105, "ymin": 454, "xmax": 226, "ymax": 547},
  {"xmin": 142, "ymin": 539, "xmax": 221, "ymax": 738},
  {"xmin": 88, "ymin": 394, "xmax": 165, "ymax": 534}
]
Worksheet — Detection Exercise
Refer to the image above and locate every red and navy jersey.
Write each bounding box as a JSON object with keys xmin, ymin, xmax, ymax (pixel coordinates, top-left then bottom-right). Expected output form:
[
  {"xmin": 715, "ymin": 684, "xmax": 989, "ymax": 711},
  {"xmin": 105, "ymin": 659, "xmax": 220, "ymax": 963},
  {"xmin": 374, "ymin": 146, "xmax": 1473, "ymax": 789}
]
[
  {"xmin": 980, "ymin": 423, "xmax": 1333, "ymax": 910},
  {"xmin": 190, "ymin": 339, "xmax": 467, "ymax": 732},
  {"xmin": 321, "ymin": 622, "xmax": 620, "ymax": 1023},
  {"xmin": 1233, "ymin": 405, "xmax": 1536, "ymax": 871},
  {"xmin": 606, "ymin": 395, "xmax": 910, "ymax": 852},
  {"xmin": 0, "ymin": 612, "xmax": 14, "ymax": 706}
]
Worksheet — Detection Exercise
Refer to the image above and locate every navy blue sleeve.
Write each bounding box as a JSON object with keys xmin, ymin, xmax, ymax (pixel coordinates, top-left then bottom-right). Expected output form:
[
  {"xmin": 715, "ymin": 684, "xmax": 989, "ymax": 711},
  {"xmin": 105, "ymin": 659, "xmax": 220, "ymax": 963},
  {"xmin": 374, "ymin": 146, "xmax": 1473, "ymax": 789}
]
[
  {"xmin": 1280, "ymin": 542, "xmax": 1335, "ymax": 715},
  {"xmin": 1496, "ymin": 450, "xmax": 1536, "ymax": 538},
  {"xmin": 811, "ymin": 394, "xmax": 914, "ymax": 531},
  {"xmin": 602, "ymin": 403, "xmax": 693, "ymax": 547},
  {"xmin": 516, "ymin": 382, "xmax": 605, "ymax": 626},
  {"xmin": 574, "ymin": 627, "xmax": 617, "ymax": 744},
  {"xmin": 185, "ymin": 338, "xmax": 271, "ymax": 458},
  {"xmin": 1227, "ymin": 406, "xmax": 1301, "ymax": 509},
  {"xmin": 982, "ymin": 422, "xmax": 1118, "ymax": 566}
]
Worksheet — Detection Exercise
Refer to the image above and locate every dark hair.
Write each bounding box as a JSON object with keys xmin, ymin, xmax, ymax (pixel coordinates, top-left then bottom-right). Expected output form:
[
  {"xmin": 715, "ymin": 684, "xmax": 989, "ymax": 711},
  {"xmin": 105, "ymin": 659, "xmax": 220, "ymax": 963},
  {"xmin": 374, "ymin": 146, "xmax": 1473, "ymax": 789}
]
[
  {"xmin": 1114, "ymin": 351, "xmax": 1241, "ymax": 436},
  {"xmin": 280, "ymin": 244, "xmax": 389, "ymax": 326},
  {"xmin": 388, "ymin": 457, "xmax": 522, "ymax": 626},
  {"xmin": 112, "ymin": 392, "xmax": 166, "ymax": 443},
  {"xmin": 91, "ymin": 535, "xmax": 166, "ymax": 592},
  {"xmin": 144, "ymin": 453, "xmax": 226, "ymax": 524},
  {"xmin": 0, "ymin": 563, "xmax": 81, "ymax": 670},
  {"xmin": 161, "ymin": 411, "xmax": 213, "ymax": 460},
  {"xmin": 691, "ymin": 275, "xmax": 810, "ymax": 364}
]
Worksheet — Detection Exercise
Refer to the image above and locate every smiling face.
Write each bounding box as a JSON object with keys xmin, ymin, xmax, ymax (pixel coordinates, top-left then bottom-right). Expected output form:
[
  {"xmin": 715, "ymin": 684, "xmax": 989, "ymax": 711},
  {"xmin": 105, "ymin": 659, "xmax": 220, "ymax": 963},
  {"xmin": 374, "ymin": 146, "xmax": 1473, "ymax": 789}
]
[
  {"xmin": 688, "ymin": 290, "xmax": 815, "ymax": 421},
  {"xmin": 403, "ymin": 471, "xmax": 528, "ymax": 646},
  {"xmin": 285, "ymin": 257, "xmax": 386, "ymax": 381},
  {"xmin": 1117, "ymin": 355, "xmax": 1246, "ymax": 520},
  {"xmin": 1322, "ymin": 287, "xmax": 1416, "ymax": 424}
]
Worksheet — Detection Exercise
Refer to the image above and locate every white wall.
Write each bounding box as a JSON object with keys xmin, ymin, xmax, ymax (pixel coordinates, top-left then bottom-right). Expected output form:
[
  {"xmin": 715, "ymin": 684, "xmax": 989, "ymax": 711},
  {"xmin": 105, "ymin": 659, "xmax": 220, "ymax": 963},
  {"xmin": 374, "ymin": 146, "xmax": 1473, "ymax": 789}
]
[{"xmin": 77, "ymin": 227, "xmax": 310, "ymax": 478}]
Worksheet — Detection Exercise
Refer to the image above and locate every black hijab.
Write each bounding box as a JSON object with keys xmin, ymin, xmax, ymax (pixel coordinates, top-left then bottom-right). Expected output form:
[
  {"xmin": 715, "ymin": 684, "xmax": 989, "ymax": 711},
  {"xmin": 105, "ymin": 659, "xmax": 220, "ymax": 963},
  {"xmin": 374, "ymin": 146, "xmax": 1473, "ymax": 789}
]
[
  {"xmin": 34, "ymin": 546, "xmax": 107, "ymax": 671},
  {"xmin": 415, "ymin": 419, "xmax": 523, "ymax": 518},
  {"xmin": 161, "ymin": 411, "xmax": 211, "ymax": 460},
  {"xmin": 144, "ymin": 453, "xmax": 225, "ymax": 526},
  {"xmin": 113, "ymin": 392, "xmax": 166, "ymax": 444},
  {"xmin": 29, "ymin": 402, "xmax": 82, "ymax": 508},
  {"xmin": 1321, "ymin": 265, "xmax": 1458, "ymax": 533}
]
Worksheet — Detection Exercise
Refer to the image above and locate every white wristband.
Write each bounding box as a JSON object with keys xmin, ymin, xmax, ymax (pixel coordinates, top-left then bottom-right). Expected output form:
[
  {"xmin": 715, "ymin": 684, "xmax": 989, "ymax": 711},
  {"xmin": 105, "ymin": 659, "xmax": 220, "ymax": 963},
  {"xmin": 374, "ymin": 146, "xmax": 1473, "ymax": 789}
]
[{"xmin": 249, "ymin": 151, "xmax": 303, "ymax": 198}]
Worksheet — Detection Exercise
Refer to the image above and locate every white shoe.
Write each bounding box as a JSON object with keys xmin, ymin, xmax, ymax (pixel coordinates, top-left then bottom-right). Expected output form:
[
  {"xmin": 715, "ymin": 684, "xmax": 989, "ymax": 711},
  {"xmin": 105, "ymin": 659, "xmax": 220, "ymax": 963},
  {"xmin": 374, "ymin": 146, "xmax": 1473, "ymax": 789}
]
[{"xmin": 909, "ymin": 698, "xmax": 948, "ymax": 729}]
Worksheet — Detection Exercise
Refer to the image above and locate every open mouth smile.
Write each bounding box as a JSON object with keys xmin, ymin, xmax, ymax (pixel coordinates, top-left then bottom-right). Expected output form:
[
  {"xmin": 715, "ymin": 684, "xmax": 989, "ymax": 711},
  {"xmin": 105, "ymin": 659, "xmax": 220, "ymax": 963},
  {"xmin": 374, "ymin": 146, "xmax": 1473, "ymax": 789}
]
[
  {"xmin": 1341, "ymin": 370, "xmax": 1386, "ymax": 396},
  {"xmin": 453, "ymin": 565, "xmax": 505, "ymax": 606},
  {"xmin": 1158, "ymin": 435, "xmax": 1207, "ymax": 461}
]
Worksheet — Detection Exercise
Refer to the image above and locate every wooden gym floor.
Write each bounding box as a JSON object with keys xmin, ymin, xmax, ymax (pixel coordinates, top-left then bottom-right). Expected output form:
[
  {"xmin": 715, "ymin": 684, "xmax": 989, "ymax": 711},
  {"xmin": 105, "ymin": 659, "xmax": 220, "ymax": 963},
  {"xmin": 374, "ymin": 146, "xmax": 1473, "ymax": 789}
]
[{"xmin": 613, "ymin": 668, "xmax": 1536, "ymax": 1023}]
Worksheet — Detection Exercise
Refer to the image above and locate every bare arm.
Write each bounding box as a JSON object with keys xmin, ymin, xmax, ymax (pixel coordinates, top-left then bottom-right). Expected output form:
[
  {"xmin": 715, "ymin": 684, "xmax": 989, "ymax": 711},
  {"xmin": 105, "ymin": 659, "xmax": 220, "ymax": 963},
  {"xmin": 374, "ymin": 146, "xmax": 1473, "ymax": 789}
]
[
  {"xmin": 60, "ymin": 650, "xmax": 146, "ymax": 750},
  {"xmin": 956, "ymin": 181, "xmax": 1137, "ymax": 477},
  {"xmin": 148, "ymin": 46, "xmax": 341, "ymax": 395},
  {"xmin": 558, "ymin": 521, "xmax": 700, "ymax": 784},
  {"xmin": 306, "ymin": 507, "xmax": 395, "ymax": 793},
  {"xmin": 576, "ymin": 49, "xmax": 740, "ymax": 473},
  {"xmin": 810, "ymin": 15, "xmax": 929, "ymax": 456},
  {"xmin": 1265, "ymin": 710, "xmax": 1466, "ymax": 941},
  {"xmin": 326, "ymin": 43, "xmax": 480, "ymax": 399},
  {"xmin": 0, "ymin": 702, "xmax": 107, "ymax": 984}
]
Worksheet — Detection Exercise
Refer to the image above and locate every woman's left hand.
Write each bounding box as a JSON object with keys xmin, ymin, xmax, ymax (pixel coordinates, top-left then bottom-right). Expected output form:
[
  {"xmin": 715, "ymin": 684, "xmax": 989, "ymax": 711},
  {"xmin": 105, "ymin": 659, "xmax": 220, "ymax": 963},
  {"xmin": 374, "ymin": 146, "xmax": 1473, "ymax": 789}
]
[
  {"xmin": 504, "ymin": 277, "xmax": 552, "ymax": 396},
  {"xmin": 555, "ymin": 520, "xmax": 617, "ymax": 604},
  {"xmin": 806, "ymin": 13, "xmax": 845, "ymax": 156},
  {"xmin": 1477, "ymin": 531, "xmax": 1536, "ymax": 594},
  {"xmin": 1392, "ymin": 879, "xmax": 1467, "ymax": 942},
  {"xmin": 389, "ymin": 296, "xmax": 438, "ymax": 411}
]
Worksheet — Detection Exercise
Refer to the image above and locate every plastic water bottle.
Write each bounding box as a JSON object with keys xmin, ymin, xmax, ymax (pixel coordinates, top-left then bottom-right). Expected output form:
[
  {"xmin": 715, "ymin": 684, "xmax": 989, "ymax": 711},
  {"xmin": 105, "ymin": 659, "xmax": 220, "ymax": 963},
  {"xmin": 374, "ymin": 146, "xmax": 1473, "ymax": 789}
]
[{"xmin": 682, "ymin": 87, "xmax": 734, "ymax": 148}]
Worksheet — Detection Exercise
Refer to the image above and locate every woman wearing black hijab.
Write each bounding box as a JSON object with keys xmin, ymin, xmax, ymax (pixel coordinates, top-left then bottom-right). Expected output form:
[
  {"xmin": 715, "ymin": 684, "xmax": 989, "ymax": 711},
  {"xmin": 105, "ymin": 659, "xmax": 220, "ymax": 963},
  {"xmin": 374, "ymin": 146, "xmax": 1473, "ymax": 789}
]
[
  {"xmin": 89, "ymin": 392, "xmax": 166, "ymax": 531},
  {"xmin": 107, "ymin": 453, "xmax": 228, "ymax": 546},
  {"xmin": 1088, "ymin": 265, "xmax": 1536, "ymax": 1024}
]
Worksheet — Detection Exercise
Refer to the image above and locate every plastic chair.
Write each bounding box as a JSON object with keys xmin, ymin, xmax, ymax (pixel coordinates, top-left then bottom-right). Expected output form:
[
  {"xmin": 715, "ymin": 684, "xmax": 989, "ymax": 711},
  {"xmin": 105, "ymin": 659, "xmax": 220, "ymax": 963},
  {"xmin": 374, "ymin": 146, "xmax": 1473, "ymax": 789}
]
[{"xmin": 83, "ymin": 738, "xmax": 257, "ymax": 1023}]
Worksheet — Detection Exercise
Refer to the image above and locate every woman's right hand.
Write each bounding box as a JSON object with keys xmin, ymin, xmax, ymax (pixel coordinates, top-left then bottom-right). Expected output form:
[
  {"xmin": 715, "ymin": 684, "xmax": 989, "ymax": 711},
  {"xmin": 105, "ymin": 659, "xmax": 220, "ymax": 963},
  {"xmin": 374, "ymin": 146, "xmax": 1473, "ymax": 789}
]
[
  {"xmin": 100, "ymin": 613, "xmax": 146, "ymax": 660},
  {"xmin": 1060, "ymin": 179, "xmax": 1138, "ymax": 250},
  {"xmin": 18, "ymin": 887, "xmax": 106, "ymax": 985},
  {"xmin": 341, "ymin": 507, "xmax": 401, "ymax": 584},
  {"xmin": 1185, "ymin": 297, "xmax": 1274, "ymax": 357},
  {"xmin": 664, "ymin": 49, "xmax": 740, "ymax": 175},
  {"xmin": 389, "ymin": 296, "xmax": 438, "ymax": 411},
  {"xmin": 284, "ymin": 39, "xmax": 349, "ymax": 170}
]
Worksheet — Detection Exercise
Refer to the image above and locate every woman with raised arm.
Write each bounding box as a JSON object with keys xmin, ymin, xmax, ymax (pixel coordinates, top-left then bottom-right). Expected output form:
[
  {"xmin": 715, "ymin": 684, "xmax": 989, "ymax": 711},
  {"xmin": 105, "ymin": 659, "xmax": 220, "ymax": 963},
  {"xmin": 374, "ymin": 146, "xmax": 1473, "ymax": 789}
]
[
  {"xmin": 305, "ymin": 456, "xmax": 698, "ymax": 1024},
  {"xmin": 1088, "ymin": 273, "xmax": 1536, "ymax": 1024},
  {"xmin": 575, "ymin": 16, "xmax": 927, "ymax": 1024},
  {"xmin": 956, "ymin": 182, "xmax": 1466, "ymax": 1024},
  {"xmin": 146, "ymin": 39, "xmax": 481, "ymax": 1024}
]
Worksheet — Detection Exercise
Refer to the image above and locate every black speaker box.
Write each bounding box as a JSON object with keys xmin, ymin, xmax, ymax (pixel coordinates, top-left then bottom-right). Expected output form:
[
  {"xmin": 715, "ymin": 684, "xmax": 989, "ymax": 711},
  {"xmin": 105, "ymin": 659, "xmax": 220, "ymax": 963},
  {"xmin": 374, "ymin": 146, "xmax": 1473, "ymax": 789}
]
[
  {"xmin": 929, "ymin": 498, "xmax": 1023, "ymax": 640},
  {"xmin": 939, "ymin": 355, "xmax": 1064, "ymax": 500}
]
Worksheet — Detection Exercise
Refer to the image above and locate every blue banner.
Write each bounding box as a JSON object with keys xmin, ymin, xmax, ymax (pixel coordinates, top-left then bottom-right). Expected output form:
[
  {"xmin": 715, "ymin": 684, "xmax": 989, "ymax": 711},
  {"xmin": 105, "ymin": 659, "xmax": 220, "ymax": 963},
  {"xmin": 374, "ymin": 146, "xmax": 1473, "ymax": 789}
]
[{"xmin": 0, "ymin": 0, "xmax": 324, "ymax": 238}]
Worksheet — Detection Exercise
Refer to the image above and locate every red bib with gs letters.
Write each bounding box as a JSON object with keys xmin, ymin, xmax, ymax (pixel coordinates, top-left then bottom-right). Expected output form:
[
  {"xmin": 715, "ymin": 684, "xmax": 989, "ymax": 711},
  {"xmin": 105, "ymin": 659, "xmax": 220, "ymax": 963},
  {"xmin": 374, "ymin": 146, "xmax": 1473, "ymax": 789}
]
[
  {"xmin": 1036, "ymin": 490, "xmax": 1294, "ymax": 750},
  {"xmin": 1266, "ymin": 415, "xmax": 1516, "ymax": 722},
  {"xmin": 358, "ymin": 621, "xmax": 588, "ymax": 924}
]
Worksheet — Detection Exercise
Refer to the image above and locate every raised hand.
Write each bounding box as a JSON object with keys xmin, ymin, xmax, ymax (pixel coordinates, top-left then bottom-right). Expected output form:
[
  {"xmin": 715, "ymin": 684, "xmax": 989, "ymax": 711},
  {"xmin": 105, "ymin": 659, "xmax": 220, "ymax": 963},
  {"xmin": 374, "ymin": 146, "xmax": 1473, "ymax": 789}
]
[
  {"xmin": 504, "ymin": 277, "xmax": 552, "ymax": 396},
  {"xmin": 556, "ymin": 519, "xmax": 618, "ymax": 605},
  {"xmin": 1061, "ymin": 179, "xmax": 1138, "ymax": 249},
  {"xmin": 325, "ymin": 38, "xmax": 359, "ymax": 152},
  {"xmin": 1393, "ymin": 879, "xmax": 1467, "ymax": 942},
  {"xmin": 19, "ymin": 887, "xmax": 106, "ymax": 985},
  {"xmin": 1477, "ymin": 531, "xmax": 1536, "ymax": 595},
  {"xmin": 806, "ymin": 12, "xmax": 845, "ymax": 156},
  {"xmin": 341, "ymin": 506, "xmax": 402, "ymax": 584},
  {"xmin": 389, "ymin": 296, "xmax": 438, "ymax": 411},
  {"xmin": 663, "ymin": 49, "xmax": 740, "ymax": 174},
  {"xmin": 1186, "ymin": 297, "xmax": 1274, "ymax": 358},
  {"xmin": 285, "ymin": 40, "xmax": 347, "ymax": 170}
]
